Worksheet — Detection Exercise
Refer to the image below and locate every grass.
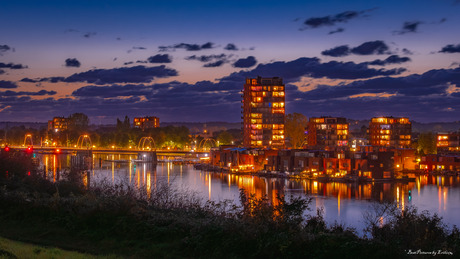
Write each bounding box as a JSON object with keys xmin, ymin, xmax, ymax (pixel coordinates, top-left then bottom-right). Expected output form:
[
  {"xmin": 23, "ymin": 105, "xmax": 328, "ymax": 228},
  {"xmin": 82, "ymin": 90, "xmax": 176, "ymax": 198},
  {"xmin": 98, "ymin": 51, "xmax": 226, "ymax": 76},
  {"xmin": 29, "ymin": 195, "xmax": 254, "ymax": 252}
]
[{"xmin": 0, "ymin": 236, "xmax": 120, "ymax": 259}]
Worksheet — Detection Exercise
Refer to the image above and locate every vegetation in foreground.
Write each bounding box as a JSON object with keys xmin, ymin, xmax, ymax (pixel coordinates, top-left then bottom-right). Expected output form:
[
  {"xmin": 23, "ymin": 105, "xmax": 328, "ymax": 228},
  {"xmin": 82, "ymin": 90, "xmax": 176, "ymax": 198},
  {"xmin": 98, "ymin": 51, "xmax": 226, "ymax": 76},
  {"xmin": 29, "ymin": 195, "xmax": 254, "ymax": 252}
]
[
  {"xmin": 0, "ymin": 236, "xmax": 120, "ymax": 259},
  {"xmin": 1, "ymin": 153, "xmax": 460, "ymax": 258}
]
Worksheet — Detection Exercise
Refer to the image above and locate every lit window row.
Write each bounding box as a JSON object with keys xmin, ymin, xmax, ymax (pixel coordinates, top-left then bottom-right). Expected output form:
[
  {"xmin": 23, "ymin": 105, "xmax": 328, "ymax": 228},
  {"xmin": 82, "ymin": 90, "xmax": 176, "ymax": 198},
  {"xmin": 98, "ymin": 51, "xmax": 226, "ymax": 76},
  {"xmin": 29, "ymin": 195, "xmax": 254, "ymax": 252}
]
[
  {"xmin": 272, "ymin": 91, "xmax": 285, "ymax": 97},
  {"xmin": 272, "ymin": 108, "xmax": 285, "ymax": 114},
  {"xmin": 272, "ymin": 102, "xmax": 285, "ymax": 108},
  {"xmin": 337, "ymin": 130, "xmax": 348, "ymax": 135},
  {"xmin": 272, "ymin": 135, "xmax": 284, "ymax": 140},
  {"xmin": 251, "ymin": 113, "xmax": 262, "ymax": 118},
  {"xmin": 250, "ymin": 140, "xmax": 263, "ymax": 146}
]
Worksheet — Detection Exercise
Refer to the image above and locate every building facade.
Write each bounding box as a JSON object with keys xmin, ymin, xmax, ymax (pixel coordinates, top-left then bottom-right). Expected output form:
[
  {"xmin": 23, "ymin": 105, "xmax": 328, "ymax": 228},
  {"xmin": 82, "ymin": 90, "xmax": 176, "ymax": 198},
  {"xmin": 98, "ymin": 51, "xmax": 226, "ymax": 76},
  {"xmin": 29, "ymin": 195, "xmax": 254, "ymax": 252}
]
[
  {"xmin": 307, "ymin": 117, "xmax": 349, "ymax": 149},
  {"xmin": 369, "ymin": 117, "xmax": 411, "ymax": 148},
  {"xmin": 437, "ymin": 132, "xmax": 460, "ymax": 152},
  {"xmin": 242, "ymin": 77, "xmax": 285, "ymax": 148},
  {"xmin": 133, "ymin": 116, "xmax": 160, "ymax": 130},
  {"xmin": 48, "ymin": 117, "xmax": 69, "ymax": 132}
]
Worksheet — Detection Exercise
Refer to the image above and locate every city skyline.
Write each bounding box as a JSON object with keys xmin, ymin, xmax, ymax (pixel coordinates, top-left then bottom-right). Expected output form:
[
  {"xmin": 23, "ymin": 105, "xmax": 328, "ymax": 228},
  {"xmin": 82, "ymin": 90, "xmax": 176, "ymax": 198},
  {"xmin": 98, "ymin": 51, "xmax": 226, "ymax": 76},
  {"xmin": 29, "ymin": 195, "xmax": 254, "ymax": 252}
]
[{"xmin": 1, "ymin": 0, "xmax": 460, "ymax": 123}]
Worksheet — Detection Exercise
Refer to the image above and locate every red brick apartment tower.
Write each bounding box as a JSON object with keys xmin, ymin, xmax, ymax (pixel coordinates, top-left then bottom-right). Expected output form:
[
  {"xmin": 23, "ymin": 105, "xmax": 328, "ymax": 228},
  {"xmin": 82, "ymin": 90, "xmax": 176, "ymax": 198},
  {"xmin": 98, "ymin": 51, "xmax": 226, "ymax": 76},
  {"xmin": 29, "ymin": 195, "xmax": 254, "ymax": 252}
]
[
  {"xmin": 242, "ymin": 77, "xmax": 285, "ymax": 148},
  {"xmin": 369, "ymin": 117, "xmax": 411, "ymax": 148}
]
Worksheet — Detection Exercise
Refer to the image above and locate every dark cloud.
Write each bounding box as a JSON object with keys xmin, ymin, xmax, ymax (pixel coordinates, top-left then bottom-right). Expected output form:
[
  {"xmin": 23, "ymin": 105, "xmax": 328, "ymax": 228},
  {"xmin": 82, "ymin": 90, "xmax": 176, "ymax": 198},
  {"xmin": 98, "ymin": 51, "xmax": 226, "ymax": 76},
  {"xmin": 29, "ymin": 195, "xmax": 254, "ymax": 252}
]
[
  {"xmin": 394, "ymin": 21, "xmax": 423, "ymax": 35},
  {"xmin": 133, "ymin": 46, "xmax": 146, "ymax": 50},
  {"xmin": 20, "ymin": 77, "xmax": 65, "ymax": 83},
  {"xmin": 203, "ymin": 60, "xmax": 225, "ymax": 67},
  {"xmin": 147, "ymin": 54, "xmax": 172, "ymax": 63},
  {"xmin": 21, "ymin": 65, "xmax": 178, "ymax": 85},
  {"xmin": 322, "ymin": 41, "xmax": 391, "ymax": 57},
  {"xmin": 222, "ymin": 57, "xmax": 405, "ymax": 83},
  {"xmin": 0, "ymin": 69, "xmax": 4, "ymax": 75},
  {"xmin": 159, "ymin": 42, "xmax": 215, "ymax": 51},
  {"xmin": 0, "ymin": 90, "xmax": 56, "ymax": 97},
  {"xmin": 65, "ymin": 58, "xmax": 81, "ymax": 67},
  {"xmin": 301, "ymin": 9, "xmax": 374, "ymax": 30},
  {"xmin": 367, "ymin": 55, "xmax": 411, "ymax": 66},
  {"xmin": 351, "ymin": 40, "xmax": 390, "ymax": 55},
  {"xmin": 83, "ymin": 32, "xmax": 97, "ymax": 38},
  {"xmin": 0, "ymin": 45, "xmax": 11, "ymax": 53},
  {"xmin": 328, "ymin": 28, "xmax": 345, "ymax": 35},
  {"xmin": 2, "ymin": 59, "xmax": 460, "ymax": 123},
  {"xmin": 402, "ymin": 48, "xmax": 414, "ymax": 55},
  {"xmin": 185, "ymin": 54, "xmax": 228, "ymax": 63},
  {"xmin": 439, "ymin": 44, "xmax": 460, "ymax": 53},
  {"xmin": 0, "ymin": 62, "xmax": 28, "ymax": 69},
  {"xmin": 123, "ymin": 62, "xmax": 134, "ymax": 66},
  {"xmin": 233, "ymin": 56, "xmax": 257, "ymax": 68},
  {"xmin": 0, "ymin": 80, "xmax": 18, "ymax": 89},
  {"xmin": 321, "ymin": 45, "xmax": 350, "ymax": 57},
  {"xmin": 224, "ymin": 43, "xmax": 238, "ymax": 51}
]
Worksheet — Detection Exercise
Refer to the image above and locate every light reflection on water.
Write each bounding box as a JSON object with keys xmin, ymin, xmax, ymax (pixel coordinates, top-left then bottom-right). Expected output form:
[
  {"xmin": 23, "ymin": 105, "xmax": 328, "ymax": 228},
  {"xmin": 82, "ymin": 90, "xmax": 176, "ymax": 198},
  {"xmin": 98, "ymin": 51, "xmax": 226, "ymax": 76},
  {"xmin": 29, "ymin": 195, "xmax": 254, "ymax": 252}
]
[{"xmin": 39, "ymin": 153, "xmax": 460, "ymax": 232}]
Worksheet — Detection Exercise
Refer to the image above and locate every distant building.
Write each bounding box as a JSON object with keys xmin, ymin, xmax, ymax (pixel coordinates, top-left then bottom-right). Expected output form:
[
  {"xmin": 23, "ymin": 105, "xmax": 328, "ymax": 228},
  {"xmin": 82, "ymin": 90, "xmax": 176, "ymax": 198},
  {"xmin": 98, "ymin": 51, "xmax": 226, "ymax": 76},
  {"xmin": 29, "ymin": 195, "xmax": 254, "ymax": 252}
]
[
  {"xmin": 133, "ymin": 116, "xmax": 159, "ymax": 130},
  {"xmin": 437, "ymin": 132, "xmax": 460, "ymax": 152},
  {"xmin": 369, "ymin": 117, "xmax": 411, "ymax": 148},
  {"xmin": 48, "ymin": 117, "xmax": 69, "ymax": 132},
  {"xmin": 307, "ymin": 117, "xmax": 349, "ymax": 149},
  {"xmin": 242, "ymin": 77, "xmax": 285, "ymax": 148}
]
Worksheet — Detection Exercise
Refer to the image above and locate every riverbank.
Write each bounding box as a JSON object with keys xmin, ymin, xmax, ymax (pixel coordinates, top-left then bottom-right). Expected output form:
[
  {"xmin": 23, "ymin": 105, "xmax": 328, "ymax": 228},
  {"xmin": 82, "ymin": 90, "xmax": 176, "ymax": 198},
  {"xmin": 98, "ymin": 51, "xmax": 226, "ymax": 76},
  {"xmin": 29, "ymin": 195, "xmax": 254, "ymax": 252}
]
[
  {"xmin": 194, "ymin": 163, "xmax": 418, "ymax": 183},
  {"xmin": 0, "ymin": 236, "xmax": 118, "ymax": 259}
]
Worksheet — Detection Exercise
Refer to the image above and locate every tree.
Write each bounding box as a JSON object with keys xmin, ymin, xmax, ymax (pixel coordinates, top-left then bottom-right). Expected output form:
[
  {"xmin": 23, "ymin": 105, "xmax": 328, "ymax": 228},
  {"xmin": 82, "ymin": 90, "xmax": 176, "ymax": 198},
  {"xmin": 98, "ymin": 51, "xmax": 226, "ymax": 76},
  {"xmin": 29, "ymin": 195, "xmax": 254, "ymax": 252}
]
[
  {"xmin": 285, "ymin": 113, "xmax": 308, "ymax": 149},
  {"xmin": 68, "ymin": 113, "xmax": 89, "ymax": 131},
  {"xmin": 417, "ymin": 132, "xmax": 437, "ymax": 155},
  {"xmin": 217, "ymin": 131, "xmax": 233, "ymax": 145}
]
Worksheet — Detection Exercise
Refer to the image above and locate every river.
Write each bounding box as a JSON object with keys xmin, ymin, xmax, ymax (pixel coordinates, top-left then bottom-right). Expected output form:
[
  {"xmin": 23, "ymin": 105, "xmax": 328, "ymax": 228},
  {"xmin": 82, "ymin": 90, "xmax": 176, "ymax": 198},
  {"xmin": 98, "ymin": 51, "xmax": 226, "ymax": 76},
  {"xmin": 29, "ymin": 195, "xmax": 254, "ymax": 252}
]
[{"xmin": 40, "ymin": 153, "xmax": 460, "ymax": 233}]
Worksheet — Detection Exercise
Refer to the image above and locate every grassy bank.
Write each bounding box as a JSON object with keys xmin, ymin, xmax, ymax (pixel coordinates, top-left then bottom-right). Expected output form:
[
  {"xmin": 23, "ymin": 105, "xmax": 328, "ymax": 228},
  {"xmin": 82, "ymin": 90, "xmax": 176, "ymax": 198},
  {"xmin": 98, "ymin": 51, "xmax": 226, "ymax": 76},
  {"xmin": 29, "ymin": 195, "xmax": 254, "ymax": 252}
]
[{"xmin": 0, "ymin": 236, "xmax": 119, "ymax": 259}]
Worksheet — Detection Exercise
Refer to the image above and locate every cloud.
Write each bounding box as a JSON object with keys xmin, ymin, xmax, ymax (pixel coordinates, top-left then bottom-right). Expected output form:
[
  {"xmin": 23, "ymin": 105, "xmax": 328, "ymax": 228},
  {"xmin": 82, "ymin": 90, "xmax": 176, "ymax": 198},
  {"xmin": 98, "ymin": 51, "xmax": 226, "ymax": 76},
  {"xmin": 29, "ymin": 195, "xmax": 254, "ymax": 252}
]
[
  {"xmin": 366, "ymin": 55, "xmax": 411, "ymax": 66},
  {"xmin": 0, "ymin": 45, "xmax": 11, "ymax": 54},
  {"xmin": 0, "ymin": 90, "xmax": 56, "ymax": 97},
  {"xmin": 0, "ymin": 80, "xmax": 18, "ymax": 89},
  {"xmin": 328, "ymin": 28, "xmax": 345, "ymax": 35},
  {"xmin": 394, "ymin": 21, "xmax": 423, "ymax": 35},
  {"xmin": 65, "ymin": 58, "xmax": 81, "ymax": 67},
  {"xmin": 439, "ymin": 44, "xmax": 460, "ymax": 53},
  {"xmin": 185, "ymin": 54, "xmax": 228, "ymax": 62},
  {"xmin": 203, "ymin": 60, "xmax": 225, "ymax": 67},
  {"xmin": 147, "ymin": 54, "xmax": 172, "ymax": 63},
  {"xmin": 402, "ymin": 48, "xmax": 414, "ymax": 55},
  {"xmin": 351, "ymin": 40, "xmax": 390, "ymax": 55},
  {"xmin": 133, "ymin": 46, "xmax": 146, "ymax": 50},
  {"xmin": 222, "ymin": 57, "xmax": 405, "ymax": 83},
  {"xmin": 83, "ymin": 32, "xmax": 97, "ymax": 38},
  {"xmin": 233, "ymin": 56, "xmax": 257, "ymax": 68},
  {"xmin": 321, "ymin": 45, "xmax": 350, "ymax": 57},
  {"xmin": 123, "ymin": 62, "xmax": 134, "ymax": 66},
  {"xmin": 159, "ymin": 42, "xmax": 215, "ymax": 51},
  {"xmin": 2, "ymin": 60, "xmax": 460, "ymax": 123},
  {"xmin": 224, "ymin": 43, "xmax": 239, "ymax": 51},
  {"xmin": 21, "ymin": 65, "xmax": 178, "ymax": 85},
  {"xmin": 0, "ymin": 62, "xmax": 28, "ymax": 69},
  {"xmin": 301, "ymin": 9, "xmax": 374, "ymax": 30},
  {"xmin": 322, "ymin": 41, "xmax": 391, "ymax": 57}
]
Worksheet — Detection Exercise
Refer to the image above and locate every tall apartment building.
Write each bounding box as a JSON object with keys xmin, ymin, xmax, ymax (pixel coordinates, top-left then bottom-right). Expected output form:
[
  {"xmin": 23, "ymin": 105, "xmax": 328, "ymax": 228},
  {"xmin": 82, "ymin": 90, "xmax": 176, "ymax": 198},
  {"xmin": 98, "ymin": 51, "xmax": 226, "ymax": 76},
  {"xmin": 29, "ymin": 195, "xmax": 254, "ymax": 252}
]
[
  {"xmin": 242, "ymin": 77, "xmax": 285, "ymax": 148},
  {"xmin": 307, "ymin": 117, "xmax": 349, "ymax": 149},
  {"xmin": 48, "ymin": 117, "xmax": 69, "ymax": 132},
  {"xmin": 133, "ymin": 116, "xmax": 160, "ymax": 130},
  {"xmin": 369, "ymin": 117, "xmax": 411, "ymax": 148}
]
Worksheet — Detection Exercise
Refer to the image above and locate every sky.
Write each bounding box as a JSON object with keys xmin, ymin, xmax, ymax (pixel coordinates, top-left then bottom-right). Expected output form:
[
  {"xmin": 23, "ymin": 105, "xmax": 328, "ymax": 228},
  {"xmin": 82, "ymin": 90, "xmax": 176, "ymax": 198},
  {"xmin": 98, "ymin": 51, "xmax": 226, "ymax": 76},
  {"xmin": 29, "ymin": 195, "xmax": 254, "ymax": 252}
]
[{"xmin": 1, "ymin": 0, "xmax": 460, "ymax": 124}]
